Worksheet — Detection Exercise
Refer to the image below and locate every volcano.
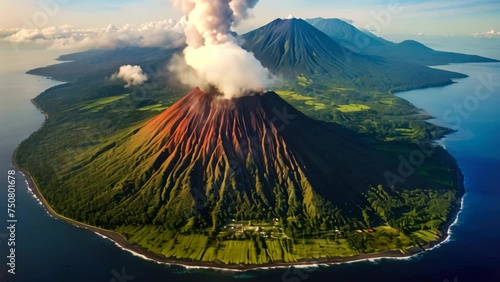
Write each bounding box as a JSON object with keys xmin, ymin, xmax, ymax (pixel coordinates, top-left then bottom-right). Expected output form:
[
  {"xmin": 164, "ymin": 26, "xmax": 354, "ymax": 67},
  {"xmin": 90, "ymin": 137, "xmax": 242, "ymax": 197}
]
[
  {"xmin": 117, "ymin": 87, "xmax": 388, "ymax": 227},
  {"xmin": 62, "ymin": 87, "xmax": 461, "ymax": 233},
  {"xmin": 241, "ymin": 18, "xmax": 359, "ymax": 76}
]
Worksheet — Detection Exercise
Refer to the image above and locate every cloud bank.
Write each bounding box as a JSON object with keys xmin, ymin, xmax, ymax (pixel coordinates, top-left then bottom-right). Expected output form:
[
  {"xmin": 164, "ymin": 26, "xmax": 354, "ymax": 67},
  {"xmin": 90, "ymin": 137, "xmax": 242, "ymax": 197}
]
[
  {"xmin": 2, "ymin": 19, "xmax": 186, "ymax": 50},
  {"xmin": 472, "ymin": 29, "xmax": 500, "ymax": 38},
  {"xmin": 171, "ymin": 0, "xmax": 275, "ymax": 99},
  {"xmin": 111, "ymin": 65, "xmax": 149, "ymax": 87}
]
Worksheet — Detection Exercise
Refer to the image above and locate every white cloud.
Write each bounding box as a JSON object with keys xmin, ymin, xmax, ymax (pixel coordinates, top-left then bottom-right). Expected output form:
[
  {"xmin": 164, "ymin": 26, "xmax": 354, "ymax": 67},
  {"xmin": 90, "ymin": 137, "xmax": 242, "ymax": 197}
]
[
  {"xmin": 0, "ymin": 28, "xmax": 20, "ymax": 38},
  {"xmin": 111, "ymin": 65, "xmax": 148, "ymax": 87},
  {"xmin": 3, "ymin": 19, "xmax": 186, "ymax": 50},
  {"xmin": 472, "ymin": 29, "xmax": 500, "ymax": 38}
]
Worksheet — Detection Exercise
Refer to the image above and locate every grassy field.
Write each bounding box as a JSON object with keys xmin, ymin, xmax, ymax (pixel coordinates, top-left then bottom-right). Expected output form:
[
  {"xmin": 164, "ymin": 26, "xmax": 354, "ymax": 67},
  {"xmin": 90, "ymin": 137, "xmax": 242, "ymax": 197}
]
[
  {"xmin": 112, "ymin": 219, "xmax": 447, "ymax": 265},
  {"xmin": 115, "ymin": 224, "xmax": 419, "ymax": 264},
  {"xmin": 275, "ymin": 90, "xmax": 314, "ymax": 101},
  {"xmin": 305, "ymin": 100, "xmax": 328, "ymax": 110},
  {"xmin": 138, "ymin": 103, "xmax": 169, "ymax": 111},
  {"xmin": 80, "ymin": 94, "xmax": 128, "ymax": 112},
  {"xmin": 336, "ymin": 104, "xmax": 371, "ymax": 113},
  {"xmin": 411, "ymin": 230, "xmax": 439, "ymax": 244}
]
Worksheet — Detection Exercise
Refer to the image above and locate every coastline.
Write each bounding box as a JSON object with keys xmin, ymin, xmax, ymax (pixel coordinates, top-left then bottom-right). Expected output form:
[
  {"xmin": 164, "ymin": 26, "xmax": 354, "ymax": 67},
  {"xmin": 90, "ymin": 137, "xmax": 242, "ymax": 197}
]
[
  {"xmin": 15, "ymin": 162, "xmax": 465, "ymax": 271},
  {"xmin": 13, "ymin": 141, "xmax": 465, "ymax": 271},
  {"xmin": 11, "ymin": 68, "xmax": 466, "ymax": 272},
  {"xmin": 389, "ymin": 79, "xmax": 458, "ymax": 95}
]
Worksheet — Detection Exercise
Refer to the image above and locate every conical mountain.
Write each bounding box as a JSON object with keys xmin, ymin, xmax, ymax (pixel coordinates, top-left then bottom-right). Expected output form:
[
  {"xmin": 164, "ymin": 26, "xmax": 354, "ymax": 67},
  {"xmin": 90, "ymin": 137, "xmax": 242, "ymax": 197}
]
[
  {"xmin": 241, "ymin": 18, "xmax": 466, "ymax": 89},
  {"xmin": 241, "ymin": 18, "xmax": 360, "ymax": 77},
  {"xmin": 59, "ymin": 87, "xmax": 461, "ymax": 232}
]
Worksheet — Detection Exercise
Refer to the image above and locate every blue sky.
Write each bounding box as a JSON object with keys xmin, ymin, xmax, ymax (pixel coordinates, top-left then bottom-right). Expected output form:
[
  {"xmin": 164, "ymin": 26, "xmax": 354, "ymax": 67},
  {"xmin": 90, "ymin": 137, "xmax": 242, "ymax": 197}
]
[{"xmin": 1, "ymin": 0, "xmax": 499, "ymax": 36}]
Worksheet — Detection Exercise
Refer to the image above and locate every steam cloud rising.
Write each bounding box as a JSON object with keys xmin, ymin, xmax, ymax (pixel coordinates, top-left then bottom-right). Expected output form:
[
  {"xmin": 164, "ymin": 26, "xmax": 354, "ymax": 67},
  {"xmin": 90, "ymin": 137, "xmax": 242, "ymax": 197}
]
[
  {"xmin": 171, "ymin": 0, "xmax": 275, "ymax": 98},
  {"xmin": 111, "ymin": 65, "xmax": 149, "ymax": 87}
]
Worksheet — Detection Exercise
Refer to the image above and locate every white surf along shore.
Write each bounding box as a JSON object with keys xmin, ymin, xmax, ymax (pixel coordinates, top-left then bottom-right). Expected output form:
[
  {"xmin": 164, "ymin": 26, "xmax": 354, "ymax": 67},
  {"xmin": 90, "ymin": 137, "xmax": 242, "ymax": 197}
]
[{"xmin": 16, "ymin": 69, "xmax": 466, "ymax": 272}]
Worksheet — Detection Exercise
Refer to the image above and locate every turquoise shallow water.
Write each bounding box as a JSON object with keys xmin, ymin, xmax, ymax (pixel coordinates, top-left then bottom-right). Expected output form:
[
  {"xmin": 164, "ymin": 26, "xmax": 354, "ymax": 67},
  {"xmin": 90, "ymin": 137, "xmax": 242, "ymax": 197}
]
[{"xmin": 1, "ymin": 43, "xmax": 499, "ymax": 281}]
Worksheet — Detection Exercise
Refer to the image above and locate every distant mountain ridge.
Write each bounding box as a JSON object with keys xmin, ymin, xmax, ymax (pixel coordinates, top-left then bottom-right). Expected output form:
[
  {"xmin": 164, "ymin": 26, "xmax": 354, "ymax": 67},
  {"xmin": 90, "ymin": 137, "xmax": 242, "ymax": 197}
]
[
  {"xmin": 367, "ymin": 39, "xmax": 498, "ymax": 65},
  {"xmin": 306, "ymin": 17, "xmax": 498, "ymax": 66},
  {"xmin": 306, "ymin": 17, "xmax": 388, "ymax": 51}
]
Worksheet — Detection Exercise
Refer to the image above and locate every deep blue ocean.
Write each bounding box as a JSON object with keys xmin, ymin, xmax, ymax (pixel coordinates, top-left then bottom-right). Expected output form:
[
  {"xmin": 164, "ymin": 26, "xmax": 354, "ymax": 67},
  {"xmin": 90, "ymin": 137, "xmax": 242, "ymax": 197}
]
[{"xmin": 0, "ymin": 45, "xmax": 499, "ymax": 281}]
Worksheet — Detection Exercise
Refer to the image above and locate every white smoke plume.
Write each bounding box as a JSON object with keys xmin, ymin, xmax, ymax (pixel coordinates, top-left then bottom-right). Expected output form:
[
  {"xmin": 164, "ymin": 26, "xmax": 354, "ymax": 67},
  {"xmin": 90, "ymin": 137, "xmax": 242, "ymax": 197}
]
[
  {"xmin": 171, "ymin": 0, "xmax": 275, "ymax": 99},
  {"xmin": 111, "ymin": 65, "xmax": 149, "ymax": 87}
]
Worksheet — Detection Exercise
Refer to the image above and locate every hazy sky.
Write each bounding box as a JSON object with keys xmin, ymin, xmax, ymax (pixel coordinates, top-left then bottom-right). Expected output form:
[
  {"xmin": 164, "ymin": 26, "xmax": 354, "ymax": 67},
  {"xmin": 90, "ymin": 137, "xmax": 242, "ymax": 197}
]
[{"xmin": 1, "ymin": 0, "xmax": 499, "ymax": 36}]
